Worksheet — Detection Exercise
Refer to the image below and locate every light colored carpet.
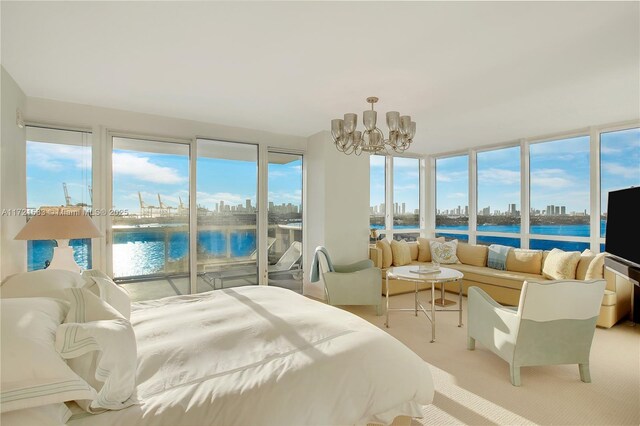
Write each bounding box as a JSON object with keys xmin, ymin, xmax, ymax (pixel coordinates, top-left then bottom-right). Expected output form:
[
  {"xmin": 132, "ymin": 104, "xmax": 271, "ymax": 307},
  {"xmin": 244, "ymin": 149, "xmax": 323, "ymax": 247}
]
[{"xmin": 345, "ymin": 292, "xmax": 640, "ymax": 426}]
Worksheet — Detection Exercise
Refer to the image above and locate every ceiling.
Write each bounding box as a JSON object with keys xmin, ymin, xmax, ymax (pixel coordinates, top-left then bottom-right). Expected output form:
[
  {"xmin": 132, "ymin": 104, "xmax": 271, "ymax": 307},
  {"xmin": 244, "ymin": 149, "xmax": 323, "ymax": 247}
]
[{"xmin": 2, "ymin": 2, "xmax": 638, "ymax": 154}]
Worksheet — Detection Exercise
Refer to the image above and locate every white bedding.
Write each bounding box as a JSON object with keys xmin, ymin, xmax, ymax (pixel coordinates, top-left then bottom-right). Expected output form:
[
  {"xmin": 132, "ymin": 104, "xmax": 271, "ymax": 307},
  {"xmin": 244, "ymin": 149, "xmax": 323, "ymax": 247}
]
[{"xmin": 68, "ymin": 286, "xmax": 433, "ymax": 425}]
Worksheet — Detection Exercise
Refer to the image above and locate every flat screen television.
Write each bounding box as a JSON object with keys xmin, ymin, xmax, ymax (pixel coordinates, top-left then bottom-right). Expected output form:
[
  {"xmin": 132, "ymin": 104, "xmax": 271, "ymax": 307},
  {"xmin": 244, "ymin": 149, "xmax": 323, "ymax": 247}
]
[{"xmin": 605, "ymin": 186, "xmax": 640, "ymax": 267}]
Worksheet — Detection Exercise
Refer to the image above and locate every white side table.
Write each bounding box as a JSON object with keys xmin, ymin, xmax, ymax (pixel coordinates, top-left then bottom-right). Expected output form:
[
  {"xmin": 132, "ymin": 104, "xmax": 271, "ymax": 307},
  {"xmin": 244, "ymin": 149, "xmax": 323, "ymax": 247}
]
[{"xmin": 385, "ymin": 265, "xmax": 464, "ymax": 342}]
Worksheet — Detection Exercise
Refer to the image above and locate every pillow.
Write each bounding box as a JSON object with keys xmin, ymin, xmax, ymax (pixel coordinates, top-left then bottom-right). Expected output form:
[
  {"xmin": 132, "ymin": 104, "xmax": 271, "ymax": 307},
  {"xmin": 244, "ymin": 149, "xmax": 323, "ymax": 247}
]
[
  {"xmin": 390, "ymin": 240, "xmax": 412, "ymax": 266},
  {"xmin": 0, "ymin": 298, "xmax": 95, "ymax": 413},
  {"xmin": 506, "ymin": 249, "xmax": 543, "ymax": 274},
  {"xmin": 90, "ymin": 277, "xmax": 131, "ymax": 320},
  {"xmin": 376, "ymin": 239, "xmax": 393, "ymax": 268},
  {"xmin": 408, "ymin": 242, "xmax": 419, "ymax": 261},
  {"xmin": 576, "ymin": 249, "xmax": 597, "ymax": 280},
  {"xmin": 0, "ymin": 269, "xmax": 85, "ymax": 299},
  {"xmin": 457, "ymin": 243, "xmax": 488, "ymax": 267},
  {"xmin": 417, "ymin": 237, "xmax": 445, "ymax": 262},
  {"xmin": 542, "ymin": 248, "xmax": 581, "ymax": 280},
  {"xmin": 430, "ymin": 239, "xmax": 459, "ymax": 264},
  {"xmin": 1, "ymin": 403, "xmax": 72, "ymax": 426},
  {"xmin": 56, "ymin": 288, "xmax": 137, "ymax": 413},
  {"xmin": 585, "ymin": 252, "xmax": 606, "ymax": 280}
]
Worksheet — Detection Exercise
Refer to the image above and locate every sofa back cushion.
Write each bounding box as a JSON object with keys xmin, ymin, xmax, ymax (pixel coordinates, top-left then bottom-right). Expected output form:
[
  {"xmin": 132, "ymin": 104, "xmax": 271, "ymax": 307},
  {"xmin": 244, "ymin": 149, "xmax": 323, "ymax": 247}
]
[
  {"xmin": 576, "ymin": 250, "xmax": 596, "ymax": 280},
  {"xmin": 457, "ymin": 243, "xmax": 488, "ymax": 267},
  {"xmin": 417, "ymin": 237, "xmax": 445, "ymax": 262},
  {"xmin": 390, "ymin": 240, "xmax": 412, "ymax": 266},
  {"xmin": 408, "ymin": 242, "xmax": 419, "ymax": 261},
  {"xmin": 506, "ymin": 249, "xmax": 543, "ymax": 274},
  {"xmin": 542, "ymin": 248, "xmax": 581, "ymax": 279},
  {"xmin": 376, "ymin": 239, "xmax": 393, "ymax": 268}
]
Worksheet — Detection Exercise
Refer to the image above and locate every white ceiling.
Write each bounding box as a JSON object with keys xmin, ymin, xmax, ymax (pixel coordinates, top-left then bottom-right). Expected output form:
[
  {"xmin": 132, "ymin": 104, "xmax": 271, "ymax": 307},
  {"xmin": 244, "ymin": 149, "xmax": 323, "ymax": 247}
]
[{"xmin": 2, "ymin": 2, "xmax": 639, "ymax": 154}]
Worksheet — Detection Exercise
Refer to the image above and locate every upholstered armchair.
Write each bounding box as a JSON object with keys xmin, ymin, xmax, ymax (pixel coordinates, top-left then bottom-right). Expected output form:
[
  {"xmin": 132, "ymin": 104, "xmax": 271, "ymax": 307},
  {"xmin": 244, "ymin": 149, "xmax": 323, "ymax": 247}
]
[
  {"xmin": 467, "ymin": 279, "xmax": 606, "ymax": 386},
  {"xmin": 313, "ymin": 247, "xmax": 383, "ymax": 315}
]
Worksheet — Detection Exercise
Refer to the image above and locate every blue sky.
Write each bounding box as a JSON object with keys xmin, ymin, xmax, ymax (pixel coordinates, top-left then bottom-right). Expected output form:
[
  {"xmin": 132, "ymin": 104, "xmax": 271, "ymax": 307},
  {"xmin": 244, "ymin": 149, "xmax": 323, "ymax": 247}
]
[
  {"xmin": 26, "ymin": 128, "xmax": 639, "ymax": 216},
  {"xmin": 370, "ymin": 155, "xmax": 420, "ymax": 213},
  {"xmin": 27, "ymin": 143, "xmax": 302, "ymax": 213}
]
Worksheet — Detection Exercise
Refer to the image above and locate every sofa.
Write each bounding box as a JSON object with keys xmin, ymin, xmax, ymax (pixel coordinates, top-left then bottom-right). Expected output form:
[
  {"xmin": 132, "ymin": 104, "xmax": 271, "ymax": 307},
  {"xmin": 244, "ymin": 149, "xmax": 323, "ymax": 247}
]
[{"xmin": 369, "ymin": 238, "xmax": 633, "ymax": 328}]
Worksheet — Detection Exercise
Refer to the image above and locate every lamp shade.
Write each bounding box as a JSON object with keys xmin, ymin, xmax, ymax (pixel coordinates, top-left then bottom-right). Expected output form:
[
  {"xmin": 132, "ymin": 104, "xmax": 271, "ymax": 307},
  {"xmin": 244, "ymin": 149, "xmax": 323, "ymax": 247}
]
[{"xmin": 14, "ymin": 213, "xmax": 102, "ymax": 241}]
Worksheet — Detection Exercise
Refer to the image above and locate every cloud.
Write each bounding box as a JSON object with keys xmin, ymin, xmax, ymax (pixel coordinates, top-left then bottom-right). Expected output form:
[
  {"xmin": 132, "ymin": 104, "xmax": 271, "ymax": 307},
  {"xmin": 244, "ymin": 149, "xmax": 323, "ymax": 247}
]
[
  {"xmin": 393, "ymin": 184, "xmax": 418, "ymax": 192},
  {"xmin": 436, "ymin": 170, "xmax": 467, "ymax": 182},
  {"xmin": 478, "ymin": 168, "xmax": 520, "ymax": 185},
  {"xmin": 27, "ymin": 142, "xmax": 90, "ymax": 172},
  {"xmin": 530, "ymin": 169, "xmax": 574, "ymax": 188},
  {"xmin": 112, "ymin": 152, "xmax": 187, "ymax": 184},
  {"xmin": 446, "ymin": 192, "xmax": 467, "ymax": 199},
  {"xmin": 601, "ymin": 162, "xmax": 640, "ymax": 179}
]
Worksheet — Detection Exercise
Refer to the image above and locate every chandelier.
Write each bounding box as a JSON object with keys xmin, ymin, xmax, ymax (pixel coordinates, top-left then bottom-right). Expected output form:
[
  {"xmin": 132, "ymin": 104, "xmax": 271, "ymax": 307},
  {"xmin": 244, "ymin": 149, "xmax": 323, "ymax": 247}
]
[{"xmin": 330, "ymin": 97, "xmax": 416, "ymax": 155}]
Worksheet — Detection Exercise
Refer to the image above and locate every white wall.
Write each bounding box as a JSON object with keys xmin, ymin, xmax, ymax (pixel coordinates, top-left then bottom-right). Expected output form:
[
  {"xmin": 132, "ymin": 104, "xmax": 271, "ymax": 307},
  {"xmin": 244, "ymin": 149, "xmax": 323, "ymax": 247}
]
[
  {"xmin": 303, "ymin": 131, "xmax": 369, "ymax": 299},
  {"xmin": 0, "ymin": 66, "xmax": 27, "ymax": 280}
]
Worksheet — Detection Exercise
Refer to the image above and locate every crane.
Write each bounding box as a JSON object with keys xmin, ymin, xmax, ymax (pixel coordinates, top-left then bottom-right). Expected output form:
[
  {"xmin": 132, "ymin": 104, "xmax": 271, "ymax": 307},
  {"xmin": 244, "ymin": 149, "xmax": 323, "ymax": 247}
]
[{"xmin": 63, "ymin": 183, "xmax": 72, "ymax": 206}]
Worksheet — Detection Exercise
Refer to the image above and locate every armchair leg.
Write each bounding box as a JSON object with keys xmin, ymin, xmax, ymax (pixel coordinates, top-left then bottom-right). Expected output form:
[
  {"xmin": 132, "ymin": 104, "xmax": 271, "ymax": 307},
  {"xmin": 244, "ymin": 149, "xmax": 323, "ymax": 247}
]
[
  {"xmin": 375, "ymin": 303, "xmax": 382, "ymax": 316},
  {"xmin": 467, "ymin": 336, "xmax": 475, "ymax": 350},
  {"xmin": 579, "ymin": 363, "xmax": 591, "ymax": 383},
  {"xmin": 509, "ymin": 364, "xmax": 521, "ymax": 387}
]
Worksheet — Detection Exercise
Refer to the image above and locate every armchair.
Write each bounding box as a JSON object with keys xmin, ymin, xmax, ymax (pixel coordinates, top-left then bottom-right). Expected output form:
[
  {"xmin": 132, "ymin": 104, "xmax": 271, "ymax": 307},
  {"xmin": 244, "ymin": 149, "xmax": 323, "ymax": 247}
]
[
  {"xmin": 467, "ymin": 279, "xmax": 606, "ymax": 386},
  {"xmin": 313, "ymin": 247, "xmax": 383, "ymax": 315}
]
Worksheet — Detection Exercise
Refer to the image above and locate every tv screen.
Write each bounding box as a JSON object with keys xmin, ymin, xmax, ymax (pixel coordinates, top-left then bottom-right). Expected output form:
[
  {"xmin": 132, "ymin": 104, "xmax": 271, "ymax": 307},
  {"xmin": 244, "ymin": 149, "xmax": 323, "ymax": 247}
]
[{"xmin": 605, "ymin": 187, "xmax": 640, "ymax": 267}]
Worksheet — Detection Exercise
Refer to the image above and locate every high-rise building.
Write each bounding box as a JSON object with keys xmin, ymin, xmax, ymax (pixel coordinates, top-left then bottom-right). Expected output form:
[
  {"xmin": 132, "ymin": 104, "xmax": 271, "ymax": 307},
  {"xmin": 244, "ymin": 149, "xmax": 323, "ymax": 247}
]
[
  {"xmin": 219, "ymin": 200, "xmax": 225, "ymax": 213},
  {"xmin": 246, "ymin": 199, "xmax": 252, "ymax": 211},
  {"xmin": 464, "ymin": 205, "xmax": 469, "ymax": 216},
  {"xmin": 555, "ymin": 206, "xmax": 560, "ymax": 215},
  {"xmin": 561, "ymin": 206, "xmax": 566, "ymax": 215},
  {"xmin": 402, "ymin": 203, "xmax": 406, "ymax": 215}
]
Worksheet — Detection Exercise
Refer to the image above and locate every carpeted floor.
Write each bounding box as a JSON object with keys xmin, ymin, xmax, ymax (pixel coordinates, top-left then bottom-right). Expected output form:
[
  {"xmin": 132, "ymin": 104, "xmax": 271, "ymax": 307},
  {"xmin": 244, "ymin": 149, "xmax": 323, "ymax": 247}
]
[{"xmin": 345, "ymin": 292, "xmax": 640, "ymax": 426}]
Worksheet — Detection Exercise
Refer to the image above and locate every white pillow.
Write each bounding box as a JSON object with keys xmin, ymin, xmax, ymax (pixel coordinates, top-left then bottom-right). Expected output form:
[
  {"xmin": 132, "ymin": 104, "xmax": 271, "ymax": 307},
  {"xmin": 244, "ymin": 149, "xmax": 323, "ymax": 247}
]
[
  {"xmin": 1, "ymin": 403, "xmax": 71, "ymax": 426},
  {"xmin": 0, "ymin": 269, "xmax": 85, "ymax": 299},
  {"xmin": 56, "ymin": 288, "xmax": 137, "ymax": 413},
  {"xmin": 91, "ymin": 277, "xmax": 131, "ymax": 320},
  {"xmin": 0, "ymin": 298, "xmax": 95, "ymax": 413},
  {"xmin": 429, "ymin": 239, "xmax": 460, "ymax": 264}
]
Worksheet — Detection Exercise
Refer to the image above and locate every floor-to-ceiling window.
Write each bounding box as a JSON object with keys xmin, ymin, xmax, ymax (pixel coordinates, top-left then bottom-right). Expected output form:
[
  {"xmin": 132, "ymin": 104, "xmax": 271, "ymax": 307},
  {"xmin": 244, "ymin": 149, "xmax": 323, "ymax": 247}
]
[
  {"xmin": 267, "ymin": 151, "xmax": 303, "ymax": 293},
  {"xmin": 435, "ymin": 155, "xmax": 469, "ymax": 242},
  {"xmin": 111, "ymin": 137, "xmax": 190, "ymax": 299},
  {"xmin": 196, "ymin": 139, "xmax": 258, "ymax": 293},
  {"xmin": 26, "ymin": 126, "xmax": 93, "ymax": 271},
  {"xmin": 529, "ymin": 135, "xmax": 590, "ymax": 251},
  {"xmin": 392, "ymin": 157, "xmax": 420, "ymax": 241},
  {"xmin": 369, "ymin": 155, "xmax": 386, "ymax": 231},
  {"xmin": 600, "ymin": 127, "xmax": 640, "ymax": 243},
  {"xmin": 476, "ymin": 146, "xmax": 521, "ymax": 248}
]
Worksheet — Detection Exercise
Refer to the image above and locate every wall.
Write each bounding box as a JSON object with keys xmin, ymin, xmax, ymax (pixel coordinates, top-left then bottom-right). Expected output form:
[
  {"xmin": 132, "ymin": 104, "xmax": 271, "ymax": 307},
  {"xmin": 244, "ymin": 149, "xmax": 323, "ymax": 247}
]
[
  {"xmin": 0, "ymin": 66, "xmax": 27, "ymax": 280},
  {"xmin": 303, "ymin": 131, "xmax": 370, "ymax": 299}
]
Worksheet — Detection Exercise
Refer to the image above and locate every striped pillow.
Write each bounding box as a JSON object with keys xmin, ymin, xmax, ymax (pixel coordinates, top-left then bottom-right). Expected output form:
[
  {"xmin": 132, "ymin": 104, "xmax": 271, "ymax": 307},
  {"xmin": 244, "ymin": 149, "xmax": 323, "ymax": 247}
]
[{"xmin": 0, "ymin": 298, "xmax": 95, "ymax": 413}]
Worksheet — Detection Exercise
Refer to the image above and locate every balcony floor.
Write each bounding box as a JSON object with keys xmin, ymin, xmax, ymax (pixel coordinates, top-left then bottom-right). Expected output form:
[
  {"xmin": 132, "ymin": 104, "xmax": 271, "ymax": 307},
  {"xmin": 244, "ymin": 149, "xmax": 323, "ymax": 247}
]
[{"xmin": 119, "ymin": 274, "xmax": 302, "ymax": 302}]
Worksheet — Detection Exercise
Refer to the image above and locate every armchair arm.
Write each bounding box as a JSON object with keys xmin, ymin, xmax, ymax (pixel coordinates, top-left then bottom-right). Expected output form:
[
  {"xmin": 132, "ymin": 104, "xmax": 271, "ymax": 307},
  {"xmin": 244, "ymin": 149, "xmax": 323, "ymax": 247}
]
[
  {"xmin": 468, "ymin": 286, "xmax": 519, "ymax": 363},
  {"xmin": 369, "ymin": 246, "xmax": 383, "ymax": 269},
  {"xmin": 323, "ymin": 267, "xmax": 382, "ymax": 307},
  {"xmin": 333, "ymin": 259, "xmax": 374, "ymax": 273}
]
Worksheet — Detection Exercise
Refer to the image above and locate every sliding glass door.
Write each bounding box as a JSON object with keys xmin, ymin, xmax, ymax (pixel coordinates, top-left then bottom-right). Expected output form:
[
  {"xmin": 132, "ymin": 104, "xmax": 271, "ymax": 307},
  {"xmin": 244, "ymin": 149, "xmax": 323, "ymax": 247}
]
[
  {"xmin": 267, "ymin": 152, "xmax": 303, "ymax": 293},
  {"xmin": 111, "ymin": 137, "xmax": 190, "ymax": 300},
  {"xmin": 196, "ymin": 139, "xmax": 259, "ymax": 292}
]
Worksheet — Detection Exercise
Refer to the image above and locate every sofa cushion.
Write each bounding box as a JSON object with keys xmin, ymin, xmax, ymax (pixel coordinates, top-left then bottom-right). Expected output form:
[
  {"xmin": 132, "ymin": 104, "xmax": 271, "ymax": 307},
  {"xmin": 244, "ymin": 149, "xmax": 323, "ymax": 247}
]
[
  {"xmin": 408, "ymin": 242, "xmax": 419, "ymax": 261},
  {"xmin": 446, "ymin": 263, "xmax": 544, "ymax": 291},
  {"xmin": 417, "ymin": 237, "xmax": 444, "ymax": 262},
  {"xmin": 457, "ymin": 243, "xmax": 488, "ymax": 267},
  {"xmin": 391, "ymin": 240, "xmax": 412, "ymax": 266},
  {"xmin": 576, "ymin": 250, "xmax": 596, "ymax": 280},
  {"xmin": 506, "ymin": 249, "xmax": 543, "ymax": 274},
  {"xmin": 376, "ymin": 239, "xmax": 393, "ymax": 268},
  {"xmin": 586, "ymin": 252, "xmax": 606, "ymax": 279},
  {"xmin": 430, "ymin": 240, "xmax": 459, "ymax": 264},
  {"xmin": 542, "ymin": 248, "xmax": 581, "ymax": 280}
]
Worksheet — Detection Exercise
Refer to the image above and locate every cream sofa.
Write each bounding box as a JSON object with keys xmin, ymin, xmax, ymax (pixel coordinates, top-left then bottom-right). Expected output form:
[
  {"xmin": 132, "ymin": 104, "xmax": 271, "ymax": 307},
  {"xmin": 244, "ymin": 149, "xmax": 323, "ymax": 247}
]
[{"xmin": 369, "ymin": 240, "xmax": 633, "ymax": 328}]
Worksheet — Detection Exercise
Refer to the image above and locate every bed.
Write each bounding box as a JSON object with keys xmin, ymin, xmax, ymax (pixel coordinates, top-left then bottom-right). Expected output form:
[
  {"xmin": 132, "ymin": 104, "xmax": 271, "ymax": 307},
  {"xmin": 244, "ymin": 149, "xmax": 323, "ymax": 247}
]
[{"xmin": 1, "ymin": 270, "xmax": 433, "ymax": 425}]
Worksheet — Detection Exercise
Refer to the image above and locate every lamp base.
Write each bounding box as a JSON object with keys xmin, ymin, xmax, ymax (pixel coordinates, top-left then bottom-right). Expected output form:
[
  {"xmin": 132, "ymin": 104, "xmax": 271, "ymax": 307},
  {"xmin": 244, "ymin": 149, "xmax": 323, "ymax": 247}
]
[{"xmin": 48, "ymin": 240, "xmax": 82, "ymax": 274}]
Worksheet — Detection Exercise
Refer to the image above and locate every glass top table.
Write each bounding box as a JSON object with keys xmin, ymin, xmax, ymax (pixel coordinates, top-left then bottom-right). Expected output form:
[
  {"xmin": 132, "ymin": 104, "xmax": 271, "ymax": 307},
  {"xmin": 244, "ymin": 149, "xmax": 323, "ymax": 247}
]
[{"xmin": 385, "ymin": 265, "xmax": 464, "ymax": 343}]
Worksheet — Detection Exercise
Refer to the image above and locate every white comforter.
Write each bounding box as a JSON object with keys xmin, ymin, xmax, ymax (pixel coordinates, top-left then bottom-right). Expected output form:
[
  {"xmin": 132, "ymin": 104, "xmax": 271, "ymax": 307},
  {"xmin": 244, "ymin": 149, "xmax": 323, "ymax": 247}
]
[{"xmin": 69, "ymin": 286, "xmax": 433, "ymax": 425}]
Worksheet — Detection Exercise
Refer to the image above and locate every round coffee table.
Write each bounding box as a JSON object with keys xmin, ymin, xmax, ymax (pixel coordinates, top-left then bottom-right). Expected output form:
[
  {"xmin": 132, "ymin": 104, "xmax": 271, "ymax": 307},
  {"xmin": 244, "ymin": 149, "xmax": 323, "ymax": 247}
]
[{"xmin": 385, "ymin": 265, "xmax": 464, "ymax": 342}]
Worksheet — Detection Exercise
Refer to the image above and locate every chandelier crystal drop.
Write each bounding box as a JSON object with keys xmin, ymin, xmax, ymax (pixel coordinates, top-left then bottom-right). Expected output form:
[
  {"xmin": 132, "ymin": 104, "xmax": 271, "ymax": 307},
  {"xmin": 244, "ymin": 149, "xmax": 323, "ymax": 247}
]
[{"xmin": 330, "ymin": 97, "xmax": 416, "ymax": 155}]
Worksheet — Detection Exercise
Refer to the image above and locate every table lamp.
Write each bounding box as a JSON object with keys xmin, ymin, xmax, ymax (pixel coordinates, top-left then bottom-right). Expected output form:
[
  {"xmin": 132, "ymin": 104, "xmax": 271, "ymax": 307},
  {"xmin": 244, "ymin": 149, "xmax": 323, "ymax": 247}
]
[{"xmin": 14, "ymin": 207, "xmax": 103, "ymax": 273}]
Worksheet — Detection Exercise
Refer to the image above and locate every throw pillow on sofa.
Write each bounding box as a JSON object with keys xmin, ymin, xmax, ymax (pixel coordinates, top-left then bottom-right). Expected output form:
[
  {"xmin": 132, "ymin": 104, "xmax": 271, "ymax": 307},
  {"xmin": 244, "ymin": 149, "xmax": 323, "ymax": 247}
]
[
  {"xmin": 457, "ymin": 243, "xmax": 488, "ymax": 267},
  {"xmin": 576, "ymin": 249, "xmax": 596, "ymax": 280},
  {"xmin": 417, "ymin": 237, "xmax": 444, "ymax": 262},
  {"xmin": 506, "ymin": 249, "xmax": 543, "ymax": 274},
  {"xmin": 542, "ymin": 248, "xmax": 581, "ymax": 280},
  {"xmin": 390, "ymin": 240, "xmax": 412, "ymax": 266},
  {"xmin": 376, "ymin": 239, "xmax": 393, "ymax": 268},
  {"xmin": 430, "ymin": 239, "xmax": 459, "ymax": 264},
  {"xmin": 585, "ymin": 252, "xmax": 606, "ymax": 279}
]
